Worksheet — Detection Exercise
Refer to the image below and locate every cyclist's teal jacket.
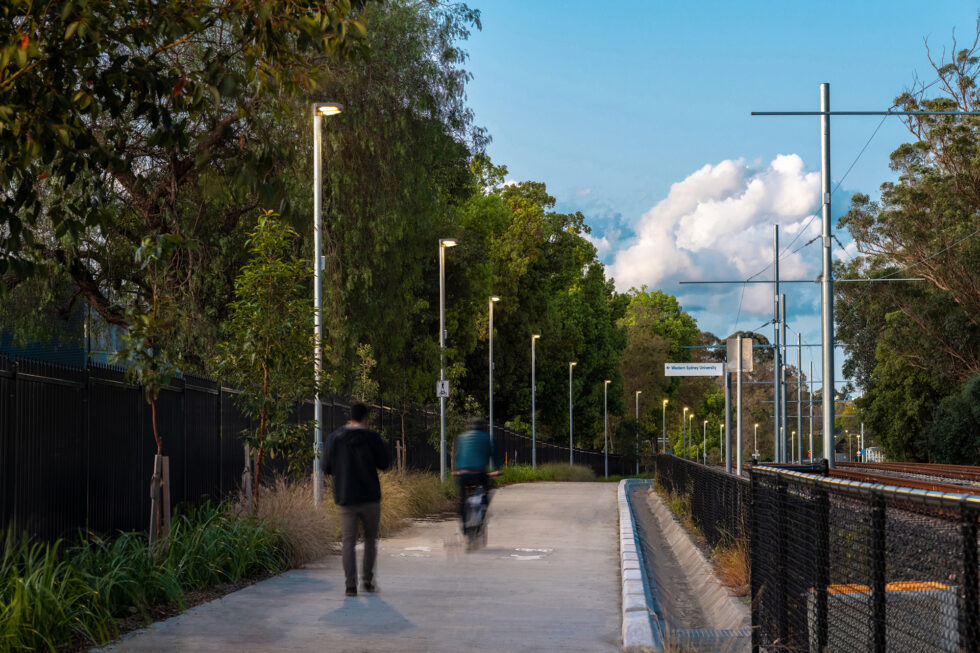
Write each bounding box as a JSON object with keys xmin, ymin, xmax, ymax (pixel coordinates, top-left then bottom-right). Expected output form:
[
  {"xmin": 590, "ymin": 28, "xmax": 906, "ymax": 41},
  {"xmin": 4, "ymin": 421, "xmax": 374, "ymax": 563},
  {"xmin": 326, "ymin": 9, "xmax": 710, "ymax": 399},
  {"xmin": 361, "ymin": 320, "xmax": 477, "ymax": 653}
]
[{"xmin": 454, "ymin": 428, "xmax": 499, "ymax": 471}]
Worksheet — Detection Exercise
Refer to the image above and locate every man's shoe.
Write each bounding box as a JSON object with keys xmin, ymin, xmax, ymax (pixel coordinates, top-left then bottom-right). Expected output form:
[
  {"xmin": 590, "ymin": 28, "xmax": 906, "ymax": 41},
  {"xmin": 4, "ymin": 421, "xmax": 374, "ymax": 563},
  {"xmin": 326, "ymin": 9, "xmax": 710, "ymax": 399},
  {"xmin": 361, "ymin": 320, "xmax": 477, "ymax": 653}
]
[
  {"xmin": 345, "ymin": 587, "xmax": 357, "ymax": 597},
  {"xmin": 363, "ymin": 580, "xmax": 377, "ymax": 593}
]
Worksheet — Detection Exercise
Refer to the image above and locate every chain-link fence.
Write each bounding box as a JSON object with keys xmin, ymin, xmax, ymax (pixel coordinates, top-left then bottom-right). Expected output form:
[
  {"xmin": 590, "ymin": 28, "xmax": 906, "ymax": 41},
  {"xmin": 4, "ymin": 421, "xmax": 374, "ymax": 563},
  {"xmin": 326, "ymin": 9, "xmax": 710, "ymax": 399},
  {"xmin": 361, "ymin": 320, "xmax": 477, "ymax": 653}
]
[
  {"xmin": 652, "ymin": 455, "xmax": 980, "ymax": 652},
  {"xmin": 751, "ymin": 466, "xmax": 979, "ymax": 653}
]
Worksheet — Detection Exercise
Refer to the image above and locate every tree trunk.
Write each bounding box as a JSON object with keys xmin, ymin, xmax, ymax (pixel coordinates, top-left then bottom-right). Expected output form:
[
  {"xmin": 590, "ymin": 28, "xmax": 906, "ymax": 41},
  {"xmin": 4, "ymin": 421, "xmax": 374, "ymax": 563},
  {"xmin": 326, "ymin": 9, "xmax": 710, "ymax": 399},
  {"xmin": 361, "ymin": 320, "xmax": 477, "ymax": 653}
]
[
  {"xmin": 253, "ymin": 366, "xmax": 269, "ymax": 516},
  {"xmin": 150, "ymin": 398, "xmax": 164, "ymax": 546}
]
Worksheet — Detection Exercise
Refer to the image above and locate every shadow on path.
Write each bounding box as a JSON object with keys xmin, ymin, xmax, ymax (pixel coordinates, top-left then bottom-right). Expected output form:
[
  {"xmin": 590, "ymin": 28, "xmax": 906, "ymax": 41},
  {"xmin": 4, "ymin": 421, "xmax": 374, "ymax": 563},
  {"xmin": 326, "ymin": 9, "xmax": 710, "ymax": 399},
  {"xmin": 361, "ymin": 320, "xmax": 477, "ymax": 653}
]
[{"xmin": 321, "ymin": 594, "xmax": 416, "ymax": 636}]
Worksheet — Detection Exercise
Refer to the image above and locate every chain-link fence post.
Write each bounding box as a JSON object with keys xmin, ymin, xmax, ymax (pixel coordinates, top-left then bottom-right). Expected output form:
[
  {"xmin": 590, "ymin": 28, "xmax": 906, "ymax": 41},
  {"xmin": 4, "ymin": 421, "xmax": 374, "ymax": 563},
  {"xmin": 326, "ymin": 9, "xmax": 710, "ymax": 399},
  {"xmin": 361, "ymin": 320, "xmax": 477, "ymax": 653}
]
[
  {"xmin": 961, "ymin": 504, "xmax": 979, "ymax": 653},
  {"xmin": 776, "ymin": 475, "xmax": 789, "ymax": 645},
  {"xmin": 815, "ymin": 484, "xmax": 830, "ymax": 651},
  {"xmin": 871, "ymin": 494, "xmax": 886, "ymax": 652}
]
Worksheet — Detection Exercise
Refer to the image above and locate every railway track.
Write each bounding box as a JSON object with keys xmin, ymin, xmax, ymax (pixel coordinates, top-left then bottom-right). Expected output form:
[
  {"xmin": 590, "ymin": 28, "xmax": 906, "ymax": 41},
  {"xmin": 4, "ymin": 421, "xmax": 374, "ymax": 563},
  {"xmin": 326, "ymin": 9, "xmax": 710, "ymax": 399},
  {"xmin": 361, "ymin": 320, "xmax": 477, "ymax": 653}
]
[{"xmin": 836, "ymin": 461, "xmax": 980, "ymax": 492}]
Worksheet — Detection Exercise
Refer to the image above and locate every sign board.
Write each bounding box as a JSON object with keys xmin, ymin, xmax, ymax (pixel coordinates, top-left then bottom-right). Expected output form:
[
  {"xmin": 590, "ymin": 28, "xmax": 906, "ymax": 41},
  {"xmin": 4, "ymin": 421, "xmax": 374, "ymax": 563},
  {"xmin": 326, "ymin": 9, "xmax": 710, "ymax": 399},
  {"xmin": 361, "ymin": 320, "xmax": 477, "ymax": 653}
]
[
  {"xmin": 436, "ymin": 380, "xmax": 450, "ymax": 398},
  {"xmin": 726, "ymin": 337, "xmax": 754, "ymax": 372},
  {"xmin": 665, "ymin": 362, "xmax": 726, "ymax": 377}
]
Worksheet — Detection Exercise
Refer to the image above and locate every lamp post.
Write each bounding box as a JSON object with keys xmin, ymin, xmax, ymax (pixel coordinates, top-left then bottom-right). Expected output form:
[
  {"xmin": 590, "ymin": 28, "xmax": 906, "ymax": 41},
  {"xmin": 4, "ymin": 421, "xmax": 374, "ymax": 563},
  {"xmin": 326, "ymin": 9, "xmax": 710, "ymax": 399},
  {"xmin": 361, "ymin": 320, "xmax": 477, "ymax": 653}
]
[
  {"xmin": 635, "ymin": 391, "xmax": 642, "ymax": 475},
  {"xmin": 438, "ymin": 238, "xmax": 457, "ymax": 482},
  {"xmin": 719, "ymin": 423, "xmax": 725, "ymax": 464},
  {"xmin": 531, "ymin": 334, "xmax": 540, "ymax": 469},
  {"xmin": 702, "ymin": 419, "xmax": 707, "ymax": 464},
  {"xmin": 662, "ymin": 399, "xmax": 668, "ymax": 454},
  {"xmin": 754, "ymin": 423, "xmax": 759, "ymax": 459},
  {"xmin": 488, "ymin": 296, "xmax": 500, "ymax": 442},
  {"xmin": 683, "ymin": 407, "xmax": 688, "ymax": 457},
  {"xmin": 569, "ymin": 362, "xmax": 577, "ymax": 465},
  {"xmin": 688, "ymin": 413, "xmax": 695, "ymax": 460},
  {"xmin": 791, "ymin": 430, "xmax": 796, "ymax": 464},
  {"xmin": 604, "ymin": 379, "xmax": 611, "ymax": 478},
  {"xmin": 312, "ymin": 101, "xmax": 343, "ymax": 507}
]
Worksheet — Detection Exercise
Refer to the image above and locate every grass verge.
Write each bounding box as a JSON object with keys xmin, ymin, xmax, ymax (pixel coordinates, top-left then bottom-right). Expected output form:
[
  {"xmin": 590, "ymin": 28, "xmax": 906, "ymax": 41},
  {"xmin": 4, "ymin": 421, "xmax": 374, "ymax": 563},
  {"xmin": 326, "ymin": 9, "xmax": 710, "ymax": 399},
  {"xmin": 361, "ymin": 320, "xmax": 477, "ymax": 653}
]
[
  {"xmin": 494, "ymin": 463, "xmax": 597, "ymax": 484},
  {"xmin": 0, "ymin": 503, "xmax": 285, "ymax": 652},
  {"xmin": 0, "ymin": 470, "xmax": 454, "ymax": 651},
  {"xmin": 652, "ymin": 475, "xmax": 749, "ymax": 596}
]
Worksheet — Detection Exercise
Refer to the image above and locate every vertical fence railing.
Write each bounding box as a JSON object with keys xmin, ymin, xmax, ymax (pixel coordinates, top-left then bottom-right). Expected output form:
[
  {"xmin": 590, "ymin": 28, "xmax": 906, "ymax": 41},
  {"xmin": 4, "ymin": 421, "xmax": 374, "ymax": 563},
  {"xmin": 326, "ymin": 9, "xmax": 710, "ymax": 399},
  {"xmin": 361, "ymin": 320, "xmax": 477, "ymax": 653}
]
[{"xmin": 0, "ymin": 354, "xmax": 631, "ymax": 539}]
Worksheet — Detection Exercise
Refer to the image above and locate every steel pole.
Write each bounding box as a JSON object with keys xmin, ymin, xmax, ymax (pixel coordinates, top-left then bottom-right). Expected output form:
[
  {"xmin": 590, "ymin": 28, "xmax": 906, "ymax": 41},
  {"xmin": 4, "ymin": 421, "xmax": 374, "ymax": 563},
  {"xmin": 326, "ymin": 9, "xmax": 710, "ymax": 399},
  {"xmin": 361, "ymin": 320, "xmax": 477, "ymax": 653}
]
[
  {"xmin": 312, "ymin": 109, "xmax": 324, "ymax": 506},
  {"xmin": 773, "ymin": 225, "xmax": 781, "ymax": 463},
  {"xmin": 531, "ymin": 335, "xmax": 537, "ymax": 468},
  {"xmin": 662, "ymin": 401, "xmax": 666, "ymax": 455},
  {"xmin": 809, "ymin": 359, "xmax": 814, "ymax": 462},
  {"xmin": 820, "ymin": 82, "xmax": 836, "ymax": 467},
  {"xmin": 439, "ymin": 244, "xmax": 446, "ymax": 482},
  {"xmin": 780, "ymin": 294, "xmax": 788, "ymax": 461},
  {"xmin": 861, "ymin": 422, "xmax": 865, "ymax": 462},
  {"xmin": 489, "ymin": 298, "xmax": 494, "ymax": 441},
  {"xmin": 702, "ymin": 421, "xmax": 706, "ymax": 465},
  {"xmin": 725, "ymin": 372, "xmax": 732, "ymax": 473},
  {"xmin": 635, "ymin": 392, "xmax": 641, "ymax": 475},
  {"xmin": 797, "ymin": 333, "xmax": 803, "ymax": 463},
  {"xmin": 736, "ymin": 335, "xmax": 743, "ymax": 476},
  {"xmin": 569, "ymin": 363, "xmax": 575, "ymax": 466},
  {"xmin": 604, "ymin": 381, "xmax": 609, "ymax": 478}
]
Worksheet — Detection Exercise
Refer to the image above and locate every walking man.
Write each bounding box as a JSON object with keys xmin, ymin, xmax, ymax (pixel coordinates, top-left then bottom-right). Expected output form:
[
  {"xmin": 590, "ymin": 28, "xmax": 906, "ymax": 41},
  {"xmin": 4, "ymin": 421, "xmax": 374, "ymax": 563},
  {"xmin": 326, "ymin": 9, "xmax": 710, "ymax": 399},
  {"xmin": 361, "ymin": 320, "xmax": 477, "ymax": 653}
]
[{"xmin": 324, "ymin": 403, "xmax": 390, "ymax": 596}]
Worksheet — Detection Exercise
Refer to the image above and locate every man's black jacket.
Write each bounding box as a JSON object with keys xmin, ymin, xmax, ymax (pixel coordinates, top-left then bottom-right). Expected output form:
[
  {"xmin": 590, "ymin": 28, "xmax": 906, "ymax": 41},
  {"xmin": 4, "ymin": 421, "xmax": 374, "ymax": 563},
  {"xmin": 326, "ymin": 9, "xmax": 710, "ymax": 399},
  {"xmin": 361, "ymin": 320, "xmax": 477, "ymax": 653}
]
[{"xmin": 323, "ymin": 425, "xmax": 390, "ymax": 506}]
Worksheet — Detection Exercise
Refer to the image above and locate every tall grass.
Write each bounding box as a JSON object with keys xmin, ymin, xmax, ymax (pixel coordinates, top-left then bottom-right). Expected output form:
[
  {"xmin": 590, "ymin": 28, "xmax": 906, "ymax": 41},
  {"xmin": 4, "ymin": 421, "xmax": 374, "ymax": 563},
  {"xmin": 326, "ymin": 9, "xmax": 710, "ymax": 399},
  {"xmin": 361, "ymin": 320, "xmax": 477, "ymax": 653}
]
[
  {"xmin": 0, "ymin": 504, "xmax": 286, "ymax": 652},
  {"xmin": 495, "ymin": 463, "xmax": 596, "ymax": 485},
  {"xmin": 0, "ymin": 471, "xmax": 455, "ymax": 651},
  {"xmin": 231, "ymin": 471, "xmax": 455, "ymax": 568}
]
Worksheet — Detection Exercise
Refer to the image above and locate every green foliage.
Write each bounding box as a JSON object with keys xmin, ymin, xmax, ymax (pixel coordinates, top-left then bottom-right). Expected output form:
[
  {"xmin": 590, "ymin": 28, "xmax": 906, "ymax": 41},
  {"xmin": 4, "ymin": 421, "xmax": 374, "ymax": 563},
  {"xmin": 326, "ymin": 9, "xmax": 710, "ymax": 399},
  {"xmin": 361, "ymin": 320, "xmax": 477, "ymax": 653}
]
[
  {"xmin": 495, "ymin": 463, "xmax": 597, "ymax": 484},
  {"xmin": 1, "ymin": 0, "xmax": 370, "ymax": 369},
  {"xmin": 214, "ymin": 212, "xmax": 315, "ymax": 479},
  {"xmin": 0, "ymin": 504, "xmax": 285, "ymax": 651},
  {"xmin": 923, "ymin": 372, "xmax": 980, "ymax": 464},
  {"xmin": 836, "ymin": 34, "xmax": 980, "ymax": 462}
]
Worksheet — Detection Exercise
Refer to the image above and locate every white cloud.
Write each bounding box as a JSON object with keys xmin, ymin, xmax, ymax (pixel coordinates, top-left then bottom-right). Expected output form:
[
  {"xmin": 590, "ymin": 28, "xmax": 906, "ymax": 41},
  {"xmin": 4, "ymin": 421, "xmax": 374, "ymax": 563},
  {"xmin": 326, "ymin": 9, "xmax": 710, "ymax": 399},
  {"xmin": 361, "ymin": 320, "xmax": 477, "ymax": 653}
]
[
  {"xmin": 610, "ymin": 155, "xmax": 821, "ymax": 293},
  {"xmin": 583, "ymin": 232, "xmax": 612, "ymax": 257}
]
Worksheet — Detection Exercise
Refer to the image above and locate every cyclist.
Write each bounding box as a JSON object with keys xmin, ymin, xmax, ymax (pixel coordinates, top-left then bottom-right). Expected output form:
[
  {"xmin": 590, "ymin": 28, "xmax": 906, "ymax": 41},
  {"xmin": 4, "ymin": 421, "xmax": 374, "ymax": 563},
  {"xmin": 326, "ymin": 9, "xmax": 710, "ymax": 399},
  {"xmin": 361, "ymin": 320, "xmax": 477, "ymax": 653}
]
[{"xmin": 453, "ymin": 417, "xmax": 500, "ymax": 534}]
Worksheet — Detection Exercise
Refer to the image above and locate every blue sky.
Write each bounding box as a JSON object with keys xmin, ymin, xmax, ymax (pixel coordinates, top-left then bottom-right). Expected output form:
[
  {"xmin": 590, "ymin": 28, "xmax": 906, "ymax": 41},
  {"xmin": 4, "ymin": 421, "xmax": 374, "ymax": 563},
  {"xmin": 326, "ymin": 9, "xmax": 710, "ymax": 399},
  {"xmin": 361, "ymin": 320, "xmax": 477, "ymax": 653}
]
[{"xmin": 462, "ymin": 0, "xmax": 979, "ymax": 388}]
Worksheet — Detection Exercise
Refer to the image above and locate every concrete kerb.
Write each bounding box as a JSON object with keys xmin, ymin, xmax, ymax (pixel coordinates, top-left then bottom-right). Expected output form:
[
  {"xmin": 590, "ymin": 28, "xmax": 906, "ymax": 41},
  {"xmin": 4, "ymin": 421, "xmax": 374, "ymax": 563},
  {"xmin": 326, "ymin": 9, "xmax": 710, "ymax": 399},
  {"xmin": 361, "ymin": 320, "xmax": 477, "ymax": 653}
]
[{"xmin": 618, "ymin": 479, "xmax": 663, "ymax": 651}]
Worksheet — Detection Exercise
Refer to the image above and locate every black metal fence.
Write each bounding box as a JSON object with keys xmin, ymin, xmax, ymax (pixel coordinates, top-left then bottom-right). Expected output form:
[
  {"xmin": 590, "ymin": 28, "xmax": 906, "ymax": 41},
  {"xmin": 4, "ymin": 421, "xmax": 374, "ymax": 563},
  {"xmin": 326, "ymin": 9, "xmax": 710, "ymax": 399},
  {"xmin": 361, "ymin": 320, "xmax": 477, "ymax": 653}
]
[
  {"xmin": 1, "ymin": 354, "xmax": 626, "ymax": 540},
  {"xmin": 652, "ymin": 455, "xmax": 980, "ymax": 652},
  {"xmin": 652, "ymin": 454, "xmax": 750, "ymax": 549}
]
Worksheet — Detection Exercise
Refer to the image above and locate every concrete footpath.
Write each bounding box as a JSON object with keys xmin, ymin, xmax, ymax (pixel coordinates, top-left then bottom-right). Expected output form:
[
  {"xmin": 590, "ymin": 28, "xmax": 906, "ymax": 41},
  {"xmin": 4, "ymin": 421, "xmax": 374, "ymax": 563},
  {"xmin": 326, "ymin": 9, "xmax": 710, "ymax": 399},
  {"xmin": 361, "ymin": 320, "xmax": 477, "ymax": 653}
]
[{"xmin": 99, "ymin": 483, "xmax": 622, "ymax": 652}]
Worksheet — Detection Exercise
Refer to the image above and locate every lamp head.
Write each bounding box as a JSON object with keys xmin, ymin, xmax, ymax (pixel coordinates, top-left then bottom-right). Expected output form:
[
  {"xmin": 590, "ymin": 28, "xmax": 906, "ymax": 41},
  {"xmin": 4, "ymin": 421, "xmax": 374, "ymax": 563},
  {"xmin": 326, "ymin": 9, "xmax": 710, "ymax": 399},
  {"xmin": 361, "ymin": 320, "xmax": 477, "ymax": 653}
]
[
  {"xmin": 440, "ymin": 238, "xmax": 458, "ymax": 248},
  {"xmin": 663, "ymin": 399, "xmax": 668, "ymax": 406},
  {"xmin": 315, "ymin": 102, "xmax": 343, "ymax": 116},
  {"xmin": 636, "ymin": 390, "xmax": 642, "ymax": 396},
  {"xmin": 604, "ymin": 379, "xmax": 611, "ymax": 386},
  {"xmin": 532, "ymin": 334, "xmax": 540, "ymax": 340},
  {"xmin": 570, "ymin": 361, "xmax": 577, "ymax": 368},
  {"xmin": 490, "ymin": 295, "xmax": 500, "ymax": 303}
]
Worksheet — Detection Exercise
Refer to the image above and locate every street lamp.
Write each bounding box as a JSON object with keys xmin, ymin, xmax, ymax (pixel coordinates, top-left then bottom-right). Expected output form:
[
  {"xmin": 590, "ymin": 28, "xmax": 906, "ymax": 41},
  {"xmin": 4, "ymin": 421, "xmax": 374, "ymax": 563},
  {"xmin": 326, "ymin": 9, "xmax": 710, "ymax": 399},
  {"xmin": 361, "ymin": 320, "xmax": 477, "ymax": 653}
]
[
  {"xmin": 569, "ymin": 362, "xmax": 577, "ymax": 466},
  {"xmin": 635, "ymin": 391, "xmax": 642, "ymax": 475},
  {"xmin": 688, "ymin": 412, "xmax": 695, "ymax": 460},
  {"xmin": 719, "ymin": 423, "xmax": 725, "ymax": 463},
  {"xmin": 702, "ymin": 420, "xmax": 708, "ymax": 464},
  {"xmin": 531, "ymin": 334, "xmax": 541, "ymax": 469},
  {"xmin": 791, "ymin": 431, "xmax": 796, "ymax": 464},
  {"xmin": 438, "ymin": 238, "xmax": 457, "ymax": 482},
  {"xmin": 312, "ymin": 101, "xmax": 343, "ymax": 507},
  {"xmin": 604, "ymin": 380, "xmax": 611, "ymax": 478},
  {"xmin": 662, "ymin": 399, "xmax": 668, "ymax": 455},
  {"xmin": 754, "ymin": 423, "xmax": 759, "ymax": 459},
  {"xmin": 488, "ymin": 296, "xmax": 500, "ymax": 442},
  {"xmin": 683, "ymin": 407, "xmax": 688, "ymax": 457}
]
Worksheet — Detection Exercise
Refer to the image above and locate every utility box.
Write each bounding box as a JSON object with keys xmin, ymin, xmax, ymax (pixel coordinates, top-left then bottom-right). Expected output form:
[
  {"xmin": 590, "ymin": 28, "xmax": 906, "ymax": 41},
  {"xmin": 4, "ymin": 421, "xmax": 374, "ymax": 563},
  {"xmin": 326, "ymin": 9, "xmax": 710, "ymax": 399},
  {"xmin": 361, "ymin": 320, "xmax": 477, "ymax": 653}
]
[
  {"xmin": 806, "ymin": 582, "xmax": 957, "ymax": 653},
  {"xmin": 726, "ymin": 337, "xmax": 753, "ymax": 372}
]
